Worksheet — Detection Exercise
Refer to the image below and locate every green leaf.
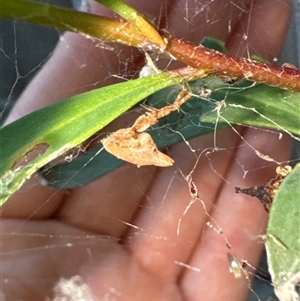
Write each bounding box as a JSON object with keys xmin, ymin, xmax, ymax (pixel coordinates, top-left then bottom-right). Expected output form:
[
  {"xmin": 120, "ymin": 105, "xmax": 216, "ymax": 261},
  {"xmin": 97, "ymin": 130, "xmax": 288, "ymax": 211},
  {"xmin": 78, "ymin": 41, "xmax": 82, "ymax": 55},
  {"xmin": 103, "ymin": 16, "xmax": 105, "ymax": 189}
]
[
  {"xmin": 0, "ymin": 72, "xmax": 187, "ymax": 205},
  {"xmin": 0, "ymin": 0, "xmax": 153, "ymax": 48},
  {"xmin": 266, "ymin": 164, "xmax": 300, "ymax": 301},
  {"xmin": 200, "ymin": 79, "xmax": 300, "ymax": 136}
]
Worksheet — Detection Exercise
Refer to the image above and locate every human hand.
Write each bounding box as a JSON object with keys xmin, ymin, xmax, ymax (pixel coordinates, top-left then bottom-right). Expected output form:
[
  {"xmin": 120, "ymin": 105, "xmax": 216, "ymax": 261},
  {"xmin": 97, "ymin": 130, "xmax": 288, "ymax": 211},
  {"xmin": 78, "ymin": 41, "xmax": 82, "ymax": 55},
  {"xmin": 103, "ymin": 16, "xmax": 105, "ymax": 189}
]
[{"xmin": 1, "ymin": 0, "xmax": 292, "ymax": 300}]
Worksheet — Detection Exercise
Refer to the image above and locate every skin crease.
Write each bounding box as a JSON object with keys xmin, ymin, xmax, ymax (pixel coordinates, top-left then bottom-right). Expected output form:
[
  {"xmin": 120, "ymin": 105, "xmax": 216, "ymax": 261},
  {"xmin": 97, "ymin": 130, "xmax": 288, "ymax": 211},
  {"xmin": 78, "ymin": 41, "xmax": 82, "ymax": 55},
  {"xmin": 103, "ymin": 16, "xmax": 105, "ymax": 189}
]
[{"xmin": 1, "ymin": 0, "xmax": 293, "ymax": 300}]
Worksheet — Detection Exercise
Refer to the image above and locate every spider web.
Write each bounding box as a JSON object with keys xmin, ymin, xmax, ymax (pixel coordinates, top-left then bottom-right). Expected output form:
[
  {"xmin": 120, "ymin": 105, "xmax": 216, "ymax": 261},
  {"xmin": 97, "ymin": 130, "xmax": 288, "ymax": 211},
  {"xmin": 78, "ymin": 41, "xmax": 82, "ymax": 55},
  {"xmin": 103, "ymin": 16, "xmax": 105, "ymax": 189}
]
[{"xmin": 1, "ymin": 0, "xmax": 300, "ymax": 300}]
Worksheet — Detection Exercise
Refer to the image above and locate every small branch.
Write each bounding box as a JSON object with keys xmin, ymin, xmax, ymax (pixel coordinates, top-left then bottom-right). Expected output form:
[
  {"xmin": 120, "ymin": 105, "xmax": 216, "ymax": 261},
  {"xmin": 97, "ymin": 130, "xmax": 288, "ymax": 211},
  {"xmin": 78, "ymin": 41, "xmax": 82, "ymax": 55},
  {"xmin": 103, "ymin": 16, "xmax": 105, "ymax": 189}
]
[{"xmin": 165, "ymin": 35, "xmax": 300, "ymax": 92}]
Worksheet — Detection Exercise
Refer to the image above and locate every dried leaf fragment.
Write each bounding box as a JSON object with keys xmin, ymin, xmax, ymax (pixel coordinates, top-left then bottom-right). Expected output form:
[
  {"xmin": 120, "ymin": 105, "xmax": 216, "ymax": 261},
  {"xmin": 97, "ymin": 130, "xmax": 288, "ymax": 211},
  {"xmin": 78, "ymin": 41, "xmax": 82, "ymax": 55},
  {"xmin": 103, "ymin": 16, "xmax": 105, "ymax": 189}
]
[
  {"xmin": 102, "ymin": 89, "xmax": 192, "ymax": 167},
  {"xmin": 102, "ymin": 128, "xmax": 173, "ymax": 167}
]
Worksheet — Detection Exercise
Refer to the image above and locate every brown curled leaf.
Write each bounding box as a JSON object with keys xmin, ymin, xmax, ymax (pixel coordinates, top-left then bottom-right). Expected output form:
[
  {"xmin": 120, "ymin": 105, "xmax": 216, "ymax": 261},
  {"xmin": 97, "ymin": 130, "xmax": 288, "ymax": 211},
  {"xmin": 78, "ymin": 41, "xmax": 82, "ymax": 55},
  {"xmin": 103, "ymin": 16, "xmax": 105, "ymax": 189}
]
[{"xmin": 101, "ymin": 129, "xmax": 174, "ymax": 167}]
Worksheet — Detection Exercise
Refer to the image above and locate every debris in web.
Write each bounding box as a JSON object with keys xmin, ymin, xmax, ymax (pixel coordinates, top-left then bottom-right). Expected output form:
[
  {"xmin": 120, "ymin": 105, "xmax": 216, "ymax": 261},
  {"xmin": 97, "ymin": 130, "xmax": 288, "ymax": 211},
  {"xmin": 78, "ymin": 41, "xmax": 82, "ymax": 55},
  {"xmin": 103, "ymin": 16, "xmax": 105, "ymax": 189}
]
[
  {"xmin": 227, "ymin": 252, "xmax": 247, "ymax": 279},
  {"xmin": 235, "ymin": 165, "xmax": 292, "ymax": 213},
  {"xmin": 177, "ymin": 149, "xmax": 232, "ymax": 249}
]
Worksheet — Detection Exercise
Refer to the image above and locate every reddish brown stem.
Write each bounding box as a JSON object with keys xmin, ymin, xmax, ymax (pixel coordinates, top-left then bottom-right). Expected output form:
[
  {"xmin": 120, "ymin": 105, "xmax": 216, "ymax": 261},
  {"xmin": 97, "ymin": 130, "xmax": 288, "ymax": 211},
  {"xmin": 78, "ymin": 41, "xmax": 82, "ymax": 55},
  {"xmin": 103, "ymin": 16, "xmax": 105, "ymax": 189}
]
[{"xmin": 165, "ymin": 35, "xmax": 300, "ymax": 92}]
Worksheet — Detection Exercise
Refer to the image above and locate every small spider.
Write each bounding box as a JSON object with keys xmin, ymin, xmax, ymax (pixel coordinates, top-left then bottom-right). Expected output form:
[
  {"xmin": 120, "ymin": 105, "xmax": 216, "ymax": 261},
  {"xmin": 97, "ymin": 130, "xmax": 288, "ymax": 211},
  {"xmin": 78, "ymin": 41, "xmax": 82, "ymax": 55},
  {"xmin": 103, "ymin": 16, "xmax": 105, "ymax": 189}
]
[{"xmin": 235, "ymin": 165, "xmax": 292, "ymax": 213}]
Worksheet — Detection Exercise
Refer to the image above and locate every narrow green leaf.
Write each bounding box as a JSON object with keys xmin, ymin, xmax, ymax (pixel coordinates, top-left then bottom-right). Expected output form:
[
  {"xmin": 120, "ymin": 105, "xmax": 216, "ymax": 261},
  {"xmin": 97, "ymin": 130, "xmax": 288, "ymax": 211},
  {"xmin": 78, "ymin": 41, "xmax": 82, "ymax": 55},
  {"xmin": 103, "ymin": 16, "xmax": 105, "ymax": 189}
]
[
  {"xmin": 0, "ymin": 72, "xmax": 186, "ymax": 205},
  {"xmin": 266, "ymin": 164, "xmax": 300, "ymax": 301},
  {"xmin": 0, "ymin": 0, "xmax": 151, "ymax": 48},
  {"xmin": 200, "ymin": 79, "xmax": 300, "ymax": 136},
  {"xmin": 96, "ymin": 0, "xmax": 144, "ymax": 21}
]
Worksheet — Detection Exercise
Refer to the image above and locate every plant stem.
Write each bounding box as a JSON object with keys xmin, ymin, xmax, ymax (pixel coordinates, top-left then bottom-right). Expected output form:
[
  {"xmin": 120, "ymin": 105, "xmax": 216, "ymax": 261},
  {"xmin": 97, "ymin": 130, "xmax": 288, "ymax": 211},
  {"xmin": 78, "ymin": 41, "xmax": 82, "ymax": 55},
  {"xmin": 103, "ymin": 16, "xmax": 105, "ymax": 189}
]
[{"xmin": 165, "ymin": 35, "xmax": 300, "ymax": 92}]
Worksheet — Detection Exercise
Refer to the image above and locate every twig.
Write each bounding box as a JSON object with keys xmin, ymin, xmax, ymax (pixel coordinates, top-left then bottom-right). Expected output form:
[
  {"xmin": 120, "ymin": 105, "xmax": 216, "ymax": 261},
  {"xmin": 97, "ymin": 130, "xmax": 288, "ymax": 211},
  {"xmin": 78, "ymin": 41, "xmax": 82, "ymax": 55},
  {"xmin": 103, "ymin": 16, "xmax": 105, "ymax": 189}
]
[{"xmin": 165, "ymin": 35, "xmax": 300, "ymax": 92}]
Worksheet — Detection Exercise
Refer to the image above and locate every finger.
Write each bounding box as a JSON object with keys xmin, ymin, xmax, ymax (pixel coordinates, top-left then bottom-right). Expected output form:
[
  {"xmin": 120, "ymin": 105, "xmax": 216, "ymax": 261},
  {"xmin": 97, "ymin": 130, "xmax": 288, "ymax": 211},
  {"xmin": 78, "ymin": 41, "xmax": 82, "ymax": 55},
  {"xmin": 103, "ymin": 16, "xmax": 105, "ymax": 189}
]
[
  {"xmin": 0, "ymin": 219, "xmax": 127, "ymax": 298},
  {"xmin": 181, "ymin": 131, "xmax": 292, "ymax": 300},
  {"xmin": 57, "ymin": 164, "xmax": 158, "ymax": 236},
  {"xmin": 180, "ymin": 0, "xmax": 292, "ymax": 300},
  {"xmin": 129, "ymin": 0, "xmax": 291, "ymax": 287}
]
